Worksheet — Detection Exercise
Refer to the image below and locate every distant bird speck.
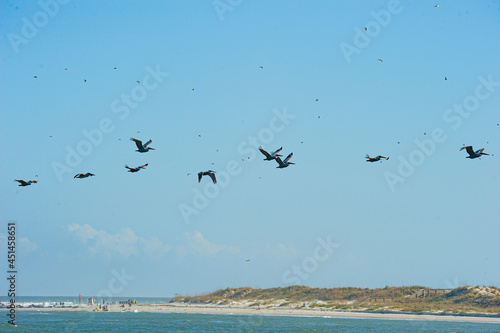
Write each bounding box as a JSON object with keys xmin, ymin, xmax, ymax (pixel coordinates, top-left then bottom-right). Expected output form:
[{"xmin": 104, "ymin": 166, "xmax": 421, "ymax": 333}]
[
  {"xmin": 136, "ymin": 81, "xmax": 140, "ymax": 83},
  {"xmin": 245, "ymin": 260, "xmax": 250, "ymax": 262},
  {"xmin": 34, "ymin": 76, "xmax": 37, "ymax": 78},
  {"xmin": 74, "ymin": 173, "xmax": 95, "ymax": 179},
  {"xmin": 65, "ymin": 68, "xmax": 67, "ymax": 70},
  {"xmin": 275, "ymin": 153, "xmax": 295, "ymax": 168},
  {"xmin": 445, "ymin": 77, "xmax": 447, "ymax": 80},
  {"xmin": 15, "ymin": 179, "xmax": 37, "ymax": 187},
  {"xmin": 315, "ymin": 99, "xmax": 319, "ymax": 101},
  {"xmin": 259, "ymin": 66, "xmax": 263, "ymax": 69},
  {"xmin": 364, "ymin": 27, "xmax": 367, "ymax": 31},
  {"xmin": 125, "ymin": 163, "xmax": 148, "ymax": 173},
  {"xmin": 366, "ymin": 155, "xmax": 389, "ymax": 163},
  {"xmin": 130, "ymin": 138, "xmax": 155, "ymax": 152},
  {"xmin": 258, "ymin": 147, "xmax": 283, "ymax": 161},
  {"xmin": 460, "ymin": 146, "xmax": 489, "ymax": 159},
  {"xmin": 434, "ymin": 4, "xmax": 439, "ymax": 7},
  {"xmin": 114, "ymin": 67, "xmax": 117, "ymax": 69},
  {"xmin": 318, "ymin": 116, "xmax": 320, "ymax": 118},
  {"xmin": 377, "ymin": 59, "xmax": 383, "ymax": 62},
  {"xmin": 198, "ymin": 170, "xmax": 216, "ymax": 184},
  {"xmin": 84, "ymin": 79, "xmax": 87, "ymax": 82}
]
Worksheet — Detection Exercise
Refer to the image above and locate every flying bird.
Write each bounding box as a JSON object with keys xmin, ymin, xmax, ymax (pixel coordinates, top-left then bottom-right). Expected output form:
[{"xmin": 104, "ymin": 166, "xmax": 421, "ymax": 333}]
[
  {"xmin": 445, "ymin": 77, "xmax": 447, "ymax": 80},
  {"xmin": 65, "ymin": 68, "xmax": 68, "ymax": 70},
  {"xmin": 125, "ymin": 163, "xmax": 148, "ymax": 172},
  {"xmin": 34, "ymin": 76, "xmax": 37, "ymax": 78},
  {"xmin": 136, "ymin": 80, "xmax": 140, "ymax": 83},
  {"xmin": 130, "ymin": 138, "xmax": 155, "ymax": 152},
  {"xmin": 245, "ymin": 260, "xmax": 251, "ymax": 262},
  {"xmin": 15, "ymin": 179, "xmax": 37, "ymax": 187},
  {"xmin": 114, "ymin": 67, "xmax": 117, "ymax": 69},
  {"xmin": 275, "ymin": 153, "xmax": 295, "ymax": 168},
  {"xmin": 364, "ymin": 27, "xmax": 367, "ymax": 31},
  {"xmin": 366, "ymin": 155, "xmax": 389, "ymax": 162},
  {"xmin": 377, "ymin": 59, "xmax": 383, "ymax": 62},
  {"xmin": 84, "ymin": 79, "xmax": 87, "ymax": 82},
  {"xmin": 258, "ymin": 147, "xmax": 283, "ymax": 161},
  {"xmin": 198, "ymin": 170, "xmax": 216, "ymax": 184},
  {"xmin": 259, "ymin": 66, "xmax": 263, "ymax": 69},
  {"xmin": 74, "ymin": 173, "xmax": 95, "ymax": 179},
  {"xmin": 434, "ymin": 4, "xmax": 439, "ymax": 7},
  {"xmin": 315, "ymin": 99, "xmax": 319, "ymax": 101},
  {"xmin": 460, "ymin": 146, "xmax": 489, "ymax": 159}
]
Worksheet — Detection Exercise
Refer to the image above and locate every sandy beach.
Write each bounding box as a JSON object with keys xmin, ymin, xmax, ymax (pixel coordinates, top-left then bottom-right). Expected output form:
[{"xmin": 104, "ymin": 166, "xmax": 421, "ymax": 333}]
[{"xmin": 18, "ymin": 302, "xmax": 500, "ymax": 323}]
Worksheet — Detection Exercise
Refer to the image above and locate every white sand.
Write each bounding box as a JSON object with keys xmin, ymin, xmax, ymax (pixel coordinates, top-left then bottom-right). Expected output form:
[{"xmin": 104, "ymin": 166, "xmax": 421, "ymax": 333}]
[{"xmin": 19, "ymin": 302, "xmax": 500, "ymax": 323}]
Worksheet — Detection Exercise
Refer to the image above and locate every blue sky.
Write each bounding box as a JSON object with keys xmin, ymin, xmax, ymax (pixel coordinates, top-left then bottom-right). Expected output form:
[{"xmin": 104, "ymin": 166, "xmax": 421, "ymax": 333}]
[{"xmin": 1, "ymin": 0, "xmax": 499, "ymax": 298}]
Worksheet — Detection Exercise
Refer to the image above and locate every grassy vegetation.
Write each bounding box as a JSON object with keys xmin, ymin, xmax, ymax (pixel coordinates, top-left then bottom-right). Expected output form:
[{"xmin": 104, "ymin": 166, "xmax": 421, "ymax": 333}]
[{"xmin": 170, "ymin": 285, "xmax": 500, "ymax": 314}]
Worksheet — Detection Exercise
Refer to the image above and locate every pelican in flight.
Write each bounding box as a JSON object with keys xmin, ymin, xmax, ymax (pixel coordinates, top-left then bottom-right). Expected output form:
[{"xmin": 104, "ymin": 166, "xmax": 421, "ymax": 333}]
[
  {"xmin": 130, "ymin": 138, "xmax": 155, "ymax": 152},
  {"xmin": 460, "ymin": 146, "xmax": 489, "ymax": 159},
  {"xmin": 366, "ymin": 154, "xmax": 389, "ymax": 162},
  {"xmin": 275, "ymin": 153, "xmax": 295, "ymax": 168},
  {"xmin": 125, "ymin": 163, "xmax": 148, "ymax": 172},
  {"xmin": 198, "ymin": 170, "xmax": 216, "ymax": 184},
  {"xmin": 258, "ymin": 147, "xmax": 283, "ymax": 161},
  {"xmin": 15, "ymin": 179, "xmax": 37, "ymax": 187},
  {"xmin": 74, "ymin": 173, "xmax": 95, "ymax": 179}
]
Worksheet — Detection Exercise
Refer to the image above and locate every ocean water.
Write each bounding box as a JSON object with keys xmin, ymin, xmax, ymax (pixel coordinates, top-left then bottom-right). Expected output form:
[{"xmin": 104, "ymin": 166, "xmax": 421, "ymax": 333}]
[{"xmin": 0, "ymin": 311, "xmax": 498, "ymax": 332}]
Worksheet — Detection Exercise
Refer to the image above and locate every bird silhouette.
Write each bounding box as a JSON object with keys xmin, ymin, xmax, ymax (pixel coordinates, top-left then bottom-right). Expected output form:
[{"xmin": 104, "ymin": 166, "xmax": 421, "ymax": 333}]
[
  {"xmin": 130, "ymin": 138, "xmax": 155, "ymax": 152},
  {"xmin": 198, "ymin": 170, "xmax": 216, "ymax": 184}
]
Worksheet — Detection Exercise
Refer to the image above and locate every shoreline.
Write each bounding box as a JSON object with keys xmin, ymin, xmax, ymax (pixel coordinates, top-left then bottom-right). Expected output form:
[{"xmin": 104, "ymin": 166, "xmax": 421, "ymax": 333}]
[{"xmin": 10, "ymin": 303, "xmax": 500, "ymax": 323}]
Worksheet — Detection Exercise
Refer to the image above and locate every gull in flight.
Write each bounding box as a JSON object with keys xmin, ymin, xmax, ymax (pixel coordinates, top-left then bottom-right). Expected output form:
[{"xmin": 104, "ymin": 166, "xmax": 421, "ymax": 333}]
[
  {"xmin": 130, "ymin": 138, "xmax": 155, "ymax": 152},
  {"xmin": 125, "ymin": 163, "xmax": 148, "ymax": 172},
  {"xmin": 198, "ymin": 170, "xmax": 216, "ymax": 184},
  {"xmin": 366, "ymin": 154, "xmax": 389, "ymax": 162},
  {"xmin": 74, "ymin": 173, "xmax": 95, "ymax": 179},
  {"xmin": 460, "ymin": 146, "xmax": 489, "ymax": 159},
  {"xmin": 258, "ymin": 147, "xmax": 283, "ymax": 161},
  {"xmin": 15, "ymin": 179, "xmax": 37, "ymax": 187},
  {"xmin": 275, "ymin": 153, "xmax": 295, "ymax": 168}
]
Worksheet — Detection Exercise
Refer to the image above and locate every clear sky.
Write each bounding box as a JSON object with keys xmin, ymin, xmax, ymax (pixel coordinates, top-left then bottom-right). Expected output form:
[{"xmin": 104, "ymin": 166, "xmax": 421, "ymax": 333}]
[{"xmin": 1, "ymin": 0, "xmax": 499, "ymax": 298}]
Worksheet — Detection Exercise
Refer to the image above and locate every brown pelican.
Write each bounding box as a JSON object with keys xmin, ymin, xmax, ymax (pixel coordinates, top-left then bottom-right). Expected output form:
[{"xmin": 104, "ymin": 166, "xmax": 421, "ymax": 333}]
[
  {"xmin": 198, "ymin": 170, "xmax": 216, "ymax": 184},
  {"xmin": 275, "ymin": 153, "xmax": 295, "ymax": 168},
  {"xmin": 125, "ymin": 163, "xmax": 148, "ymax": 172},
  {"xmin": 15, "ymin": 179, "xmax": 37, "ymax": 186},
  {"xmin": 460, "ymin": 146, "xmax": 489, "ymax": 159},
  {"xmin": 366, "ymin": 154, "xmax": 389, "ymax": 162},
  {"xmin": 130, "ymin": 138, "xmax": 155, "ymax": 152},
  {"xmin": 74, "ymin": 173, "xmax": 95, "ymax": 179},
  {"xmin": 258, "ymin": 147, "xmax": 283, "ymax": 161}
]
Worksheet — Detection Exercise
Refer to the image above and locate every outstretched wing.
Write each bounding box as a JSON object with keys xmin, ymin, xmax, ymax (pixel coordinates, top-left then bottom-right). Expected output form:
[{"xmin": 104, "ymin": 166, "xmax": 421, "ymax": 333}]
[
  {"xmin": 272, "ymin": 147, "xmax": 283, "ymax": 157},
  {"xmin": 258, "ymin": 147, "xmax": 273, "ymax": 159},
  {"xmin": 15, "ymin": 179, "xmax": 28, "ymax": 185},
  {"xmin": 209, "ymin": 173, "xmax": 217, "ymax": 184},
  {"xmin": 460, "ymin": 145, "xmax": 474, "ymax": 157},
  {"xmin": 477, "ymin": 148, "xmax": 489, "ymax": 155},
  {"xmin": 144, "ymin": 140, "xmax": 152, "ymax": 148},
  {"xmin": 124, "ymin": 165, "xmax": 132, "ymax": 170},
  {"xmin": 284, "ymin": 153, "xmax": 293, "ymax": 163},
  {"xmin": 139, "ymin": 163, "xmax": 149, "ymax": 169},
  {"xmin": 130, "ymin": 138, "xmax": 143, "ymax": 150},
  {"xmin": 198, "ymin": 172, "xmax": 202, "ymax": 183},
  {"xmin": 379, "ymin": 156, "xmax": 388, "ymax": 160},
  {"xmin": 275, "ymin": 157, "xmax": 286, "ymax": 167}
]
